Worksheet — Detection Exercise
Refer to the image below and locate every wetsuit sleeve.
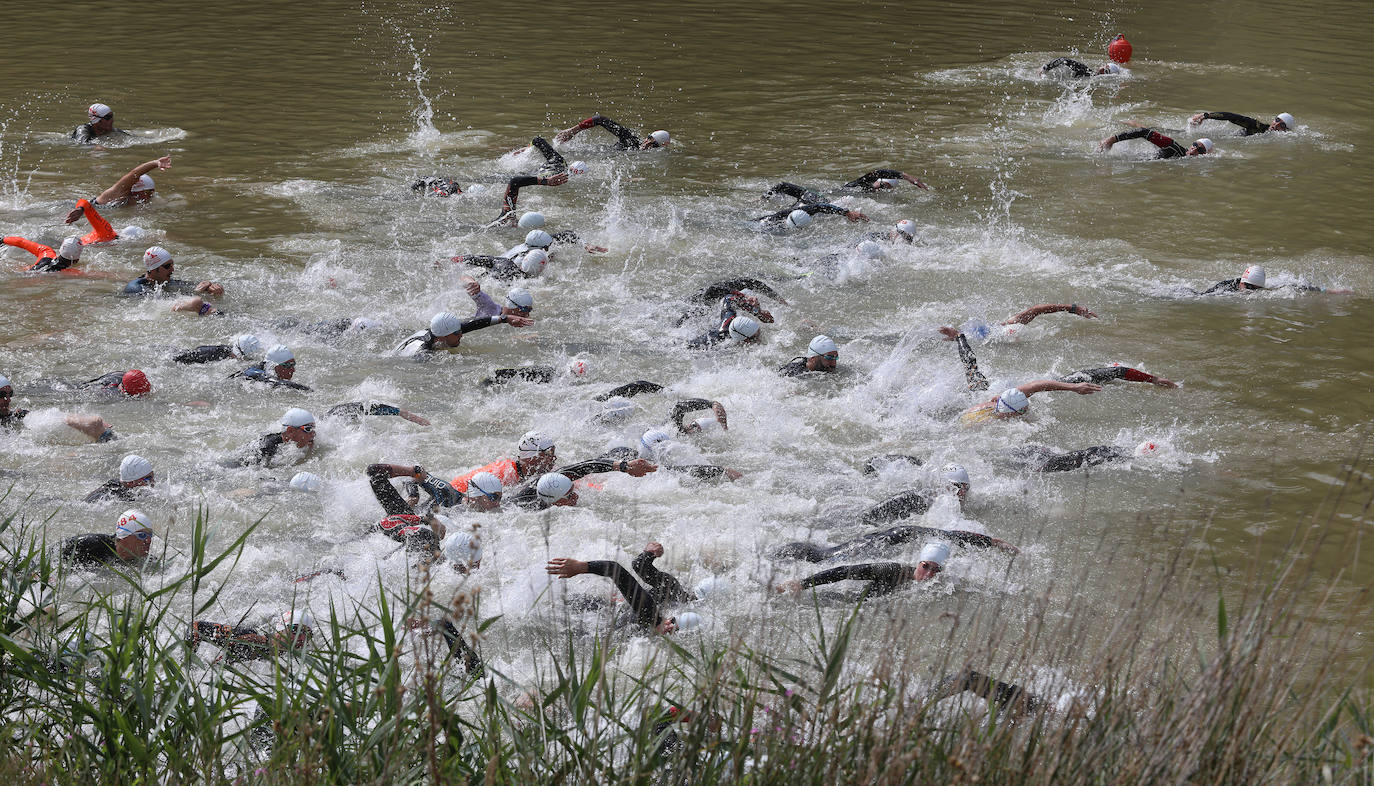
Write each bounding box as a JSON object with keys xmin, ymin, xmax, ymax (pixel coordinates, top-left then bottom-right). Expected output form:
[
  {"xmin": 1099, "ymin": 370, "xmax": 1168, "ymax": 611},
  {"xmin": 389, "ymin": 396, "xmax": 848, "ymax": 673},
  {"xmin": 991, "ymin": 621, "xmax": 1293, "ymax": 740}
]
[
  {"xmin": 366, "ymin": 465, "xmax": 414, "ymax": 516},
  {"xmin": 763, "ymin": 182, "xmax": 820, "ymax": 203},
  {"xmin": 173, "ymin": 345, "xmax": 233, "ymax": 364},
  {"xmin": 590, "ymin": 116, "xmax": 643, "ymax": 149},
  {"xmin": 1058, "ymin": 367, "xmax": 1162, "ymax": 385},
  {"xmin": 1199, "ymin": 111, "xmax": 1265, "ymax": 135},
  {"xmin": 670, "ymin": 398, "xmax": 714, "ymax": 432},
  {"xmin": 1032, "ymin": 445, "xmax": 1127, "ymax": 472},
  {"xmin": 842, "ymin": 169, "xmax": 904, "ymax": 190},
  {"xmin": 1199, "ymin": 278, "xmax": 1242, "ymax": 295},
  {"xmin": 551, "ymin": 230, "xmax": 582, "ymax": 245},
  {"xmin": 553, "ymin": 459, "xmax": 617, "ymax": 482},
  {"xmin": 860, "ymin": 491, "xmax": 933, "ymax": 527},
  {"xmin": 459, "ymin": 316, "xmax": 501, "ymax": 335},
  {"xmin": 484, "ymin": 366, "xmax": 556, "ymax": 386},
  {"xmin": 778, "ymin": 358, "xmax": 808, "ymax": 377},
  {"xmin": 594, "ymin": 381, "xmax": 664, "ymax": 401},
  {"xmin": 1112, "ymin": 128, "xmax": 1186, "ymax": 158},
  {"xmin": 81, "ymin": 480, "xmax": 121, "ymax": 504},
  {"xmin": 75, "ymin": 199, "xmax": 118, "ymax": 244},
  {"xmin": 73, "ymin": 124, "xmax": 95, "ymax": 144},
  {"xmin": 944, "ymin": 530, "xmax": 1003, "ymax": 549},
  {"xmin": 500, "ymin": 175, "xmax": 540, "ymax": 215},
  {"xmin": 462, "ymin": 255, "xmax": 506, "ymax": 271},
  {"xmin": 327, "ymin": 402, "xmax": 366, "ymax": 418},
  {"xmin": 1042, "ymin": 58, "xmax": 1092, "ymax": 78},
  {"xmin": 418, "ymin": 475, "xmax": 463, "ymax": 508},
  {"xmin": 3, "ymin": 236, "xmax": 56, "ymax": 264},
  {"xmin": 937, "ymin": 669, "xmax": 1044, "ymax": 714},
  {"xmin": 800, "ymin": 562, "xmax": 909, "ymax": 597},
  {"xmin": 805, "ymin": 203, "xmax": 849, "ymax": 217},
  {"xmin": 584, "ymin": 560, "xmax": 662, "ymax": 627},
  {"xmin": 630, "ymin": 551, "xmax": 695, "ymax": 605},
  {"xmin": 956, "ymin": 334, "xmax": 991, "ymax": 392},
  {"xmin": 531, "ymin": 136, "xmax": 567, "ymax": 173}
]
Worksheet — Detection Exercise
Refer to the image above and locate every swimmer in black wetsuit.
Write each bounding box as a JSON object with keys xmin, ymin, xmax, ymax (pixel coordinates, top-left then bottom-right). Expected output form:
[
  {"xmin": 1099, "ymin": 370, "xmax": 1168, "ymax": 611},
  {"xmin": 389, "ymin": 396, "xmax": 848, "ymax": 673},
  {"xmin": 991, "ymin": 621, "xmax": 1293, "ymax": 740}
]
[
  {"xmin": 774, "ymin": 524, "xmax": 1017, "ymax": 563},
  {"xmin": 504, "ymin": 453, "xmax": 657, "ymax": 509},
  {"xmin": 779, "ymin": 335, "xmax": 839, "ymax": 377},
  {"xmin": 554, "ymin": 115, "xmax": 671, "ymax": 150},
  {"xmin": 71, "ymin": 103, "xmax": 128, "ymax": 145},
  {"xmin": 763, "ymin": 169, "xmax": 929, "ymax": 203},
  {"xmin": 754, "ymin": 202, "xmax": 869, "ymax": 227},
  {"xmin": 954, "ymin": 332, "xmax": 1176, "ymax": 392},
  {"xmin": 411, "ymin": 176, "xmax": 462, "ymax": 197},
  {"xmin": 676, "ymin": 278, "xmax": 787, "ymax": 327},
  {"xmin": 326, "ymin": 401, "xmax": 431, "ymax": 425},
  {"xmin": 494, "ymin": 170, "xmax": 569, "ymax": 226},
  {"xmin": 59, "ymin": 509, "xmax": 154, "ymax": 568},
  {"xmin": 775, "ymin": 543, "xmax": 951, "ymax": 601},
  {"xmin": 229, "ymin": 345, "xmax": 311, "ymax": 391},
  {"xmin": 546, "ymin": 555, "xmax": 690, "ymax": 634},
  {"xmin": 1041, "ymin": 58, "xmax": 1122, "ymax": 78},
  {"xmin": 120, "ymin": 246, "xmax": 226, "ymax": 317},
  {"xmin": 631, "ymin": 542, "xmax": 697, "ymax": 606},
  {"xmin": 365, "ymin": 464, "xmax": 460, "ymax": 559},
  {"xmin": 1191, "ymin": 264, "xmax": 1349, "ymax": 295},
  {"xmin": 83, "ymin": 454, "xmax": 155, "ymax": 504},
  {"xmin": 76, "ymin": 369, "xmax": 152, "ymax": 398},
  {"xmin": 173, "ymin": 334, "xmax": 262, "ymax": 365},
  {"xmin": 234, "ymin": 408, "xmax": 315, "ymax": 468},
  {"xmin": 1099, "ymin": 127, "xmax": 1212, "ymax": 158},
  {"xmin": 688, "ymin": 293, "xmax": 771, "ymax": 349},
  {"xmin": 1009, "ymin": 444, "xmax": 1129, "ymax": 472},
  {"xmin": 930, "ymin": 669, "xmax": 1047, "ymax": 717},
  {"xmin": 394, "ymin": 311, "xmax": 533, "ymax": 356},
  {"xmin": 185, "ymin": 611, "xmax": 314, "ymax": 664},
  {"xmin": 936, "ymin": 302, "xmax": 1099, "ymax": 342},
  {"xmin": 0, "ymin": 374, "xmax": 118, "ymax": 442},
  {"xmin": 3, "ymin": 236, "xmax": 83, "ymax": 272},
  {"xmin": 1189, "ymin": 110, "xmax": 1295, "ymax": 136}
]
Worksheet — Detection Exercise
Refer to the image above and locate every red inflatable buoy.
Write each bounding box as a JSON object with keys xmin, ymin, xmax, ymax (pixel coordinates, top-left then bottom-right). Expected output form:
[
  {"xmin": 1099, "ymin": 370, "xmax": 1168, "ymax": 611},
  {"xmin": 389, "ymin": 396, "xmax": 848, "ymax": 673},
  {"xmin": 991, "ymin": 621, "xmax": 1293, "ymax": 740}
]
[{"xmin": 1108, "ymin": 34, "xmax": 1132, "ymax": 64}]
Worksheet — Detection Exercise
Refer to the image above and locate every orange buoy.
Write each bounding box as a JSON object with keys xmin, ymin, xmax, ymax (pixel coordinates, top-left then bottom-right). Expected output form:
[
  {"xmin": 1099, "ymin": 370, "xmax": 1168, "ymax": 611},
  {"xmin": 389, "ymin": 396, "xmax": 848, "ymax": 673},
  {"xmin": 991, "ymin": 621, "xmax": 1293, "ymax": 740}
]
[{"xmin": 1108, "ymin": 34, "xmax": 1132, "ymax": 64}]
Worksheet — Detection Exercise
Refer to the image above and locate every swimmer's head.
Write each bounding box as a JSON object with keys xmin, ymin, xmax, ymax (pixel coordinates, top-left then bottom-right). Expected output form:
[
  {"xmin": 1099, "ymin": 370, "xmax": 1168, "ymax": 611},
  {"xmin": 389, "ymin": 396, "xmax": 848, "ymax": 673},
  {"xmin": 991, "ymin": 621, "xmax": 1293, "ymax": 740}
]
[
  {"xmin": 519, "ymin": 249, "xmax": 549, "ymax": 277},
  {"xmin": 1272, "ymin": 113, "xmax": 1295, "ymax": 132},
  {"xmin": 673, "ymin": 611, "xmax": 702, "ymax": 632},
  {"xmin": 443, "ymin": 529, "xmax": 485, "ymax": 570},
  {"xmin": 280, "ymin": 408, "xmax": 317, "ymax": 448},
  {"xmin": 130, "ymin": 174, "xmax": 155, "ymax": 202},
  {"xmin": 994, "ymin": 388, "xmax": 1030, "ymax": 417},
  {"xmin": 274, "ymin": 610, "xmax": 315, "ymax": 647},
  {"xmin": 504, "ymin": 288, "xmax": 534, "ymax": 316},
  {"xmin": 1241, "ymin": 265, "xmax": 1266, "ymax": 290},
  {"xmin": 289, "ymin": 471, "xmax": 323, "ymax": 492},
  {"xmin": 0, "ymin": 375, "xmax": 11, "ymax": 400},
  {"xmin": 567, "ymin": 358, "xmax": 589, "ymax": 377},
  {"xmin": 231, "ymin": 334, "xmax": 262, "ymax": 360},
  {"xmin": 465, "ymin": 472, "xmax": 503, "ymax": 510},
  {"xmin": 524, "ymin": 229, "xmax": 553, "ymax": 249},
  {"xmin": 535, "ymin": 473, "xmax": 574, "ymax": 506},
  {"xmin": 115, "ymin": 509, "xmax": 154, "ymax": 557},
  {"xmin": 595, "ymin": 396, "xmax": 635, "ymax": 425},
  {"xmin": 942, "ymin": 463, "xmax": 971, "ymax": 496},
  {"xmin": 806, "ymin": 334, "xmax": 839, "ymax": 371},
  {"xmin": 1134, "ymin": 440, "xmax": 1159, "ymax": 457},
  {"xmin": 265, "ymin": 344, "xmax": 296, "ymax": 379},
  {"xmin": 1187, "ymin": 138, "xmax": 1213, "ymax": 156},
  {"xmin": 785, "ymin": 209, "xmax": 812, "ymax": 230},
  {"xmin": 568, "ymin": 160, "xmax": 589, "ymax": 175},
  {"xmin": 649, "ymin": 130, "xmax": 671, "ymax": 147},
  {"xmin": 119, "ymin": 370, "xmax": 151, "ymax": 397},
  {"xmin": 119, "ymin": 454, "xmax": 155, "ymax": 485},
  {"xmin": 1097, "ymin": 62, "xmax": 1122, "ymax": 75},
  {"xmin": 895, "ymin": 219, "xmax": 917, "ymax": 241},
  {"xmin": 915, "ymin": 542, "xmax": 950, "ymax": 580},
  {"xmin": 88, "ymin": 103, "xmax": 113, "ymax": 121},
  {"xmin": 518, "ymin": 431, "xmax": 557, "ymax": 471},
  {"xmin": 58, "ymin": 237, "xmax": 83, "ymax": 262},
  {"xmin": 429, "ymin": 311, "xmax": 463, "ymax": 338},
  {"xmin": 690, "ymin": 415, "xmax": 723, "ymax": 433},
  {"xmin": 143, "ymin": 245, "xmax": 173, "ymax": 272},
  {"xmin": 727, "ymin": 314, "xmax": 761, "ymax": 343},
  {"xmin": 518, "ymin": 212, "xmax": 545, "ymax": 230},
  {"xmin": 693, "ymin": 576, "xmax": 731, "ymax": 600},
  {"xmin": 856, "ymin": 240, "xmax": 883, "ymax": 259},
  {"xmin": 639, "ymin": 428, "xmax": 672, "ymax": 459}
]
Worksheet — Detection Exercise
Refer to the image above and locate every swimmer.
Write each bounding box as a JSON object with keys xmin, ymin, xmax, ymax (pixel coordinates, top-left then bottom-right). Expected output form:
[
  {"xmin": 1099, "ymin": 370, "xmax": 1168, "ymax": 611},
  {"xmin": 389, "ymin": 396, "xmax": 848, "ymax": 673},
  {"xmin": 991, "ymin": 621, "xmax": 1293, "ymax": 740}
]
[
  {"xmin": 1, "ymin": 373, "xmax": 118, "ymax": 441},
  {"xmin": 78, "ymin": 369, "xmax": 152, "ymax": 398},
  {"xmin": 775, "ymin": 543, "xmax": 952, "ymax": 601},
  {"xmin": 83, "ymin": 454, "xmax": 155, "ymax": 503},
  {"xmin": 676, "ymin": 278, "xmax": 786, "ymax": 326},
  {"xmin": 754, "ymin": 204, "xmax": 869, "ymax": 229},
  {"xmin": 863, "ymin": 219, "xmax": 919, "ymax": 245},
  {"xmin": 121, "ymin": 247, "xmax": 225, "ymax": 314},
  {"xmin": 688, "ymin": 294, "xmax": 767, "ymax": 349},
  {"xmin": 553, "ymin": 115, "xmax": 671, "ymax": 150},
  {"xmin": 1191, "ymin": 264, "xmax": 1350, "ymax": 295},
  {"xmin": 493, "ymin": 170, "xmax": 568, "ymax": 226},
  {"xmin": 778, "ymin": 335, "xmax": 838, "ymax": 376},
  {"xmin": 449, "ymin": 430, "xmax": 562, "ymax": 493},
  {"xmin": 59, "ymin": 508, "xmax": 154, "ymax": 568},
  {"xmin": 631, "ymin": 542, "xmax": 697, "ymax": 606},
  {"xmin": 325, "ymin": 401, "xmax": 430, "ymax": 425},
  {"xmin": 63, "ymin": 198, "xmax": 119, "ymax": 245},
  {"xmin": 65, "ymin": 156, "xmax": 171, "ymax": 212},
  {"xmin": 668, "ymin": 398, "xmax": 729, "ymax": 434},
  {"xmin": 1041, "ymin": 58, "xmax": 1123, "ymax": 78},
  {"xmin": 954, "ymin": 333, "xmax": 1171, "ymax": 396},
  {"xmin": 1098, "ymin": 126, "xmax": 1212, "ymax": 158},
  {"xmin": 1189, "ymin": 111, "xmax": 1296, "ymax": 136},
  {"xmin": 463, "ymin": 275, "xmax": 534, "ymax": 320},
  {"xmin": 453, "ymin": 235, "xmax": 554, "ymax": 281},
  {"xmin": 1008, "ymin": 443, "xmax": 1145, "ymax": 473},
  {"xmin": 71, "ymin": 103, "xmax": 129, "ymax": 145},
  {"xmin": 410, "ymin": 176, "xmax": 462, "ymax": 197},
  {"xmin": 509, "ymin": 211, "xmax": 608, "ymax": 253},
  {"xmin": 0, "ymin": 375, "xmax": 26, "ymax": 431},
  {"xmin": 503, "ymin": 451, "xmax": 658, "ymax": 510},
  {"xmin": 960, "ymin": 381, "xmax": 1101, "ymax": 424},
  {"xmin": 173, "ymin": 334, "xmax": 262, "ymax": 365},
  {"xmin": 3, "ymin": 236, "xmax": 83, "ymax": 272},
  {"xmin": 545, "ymin": 556, "xmax": 692, "ymax": 635},
  {"xmin": 229, "ymin": 345, "xmax": 311, "ymax": 391},
  {"xmin": 606, "ymin": 430, "xmax": 741, "ymax": 481},
  {"xmin": 929, "ymin": 669, "xmax": 1047, "ymax": 717},
  {"xmin": 234, "ymin": 408, "xmax": 316, "ymax": 468},
  {"xmin": 937, "ymin": 303, "xmax": 1098, "ymax": 342},
  {"xmin": 762, "ymin": 169, "xmax": 929, "ymax": 202},
  {"xmin": 774, "ymin": 521, "xmax": 1017, "ymax": 564},
  {"xmin": 185, "ymin": 610, "xmax": 314, "ymax": 664},
  {"xmin": 394, "ymin": 310, "xmax": 533, "ymax": 357},
  {"xmin": 367, "ymin": 462, "xmax": 461, "ymax": 524}
]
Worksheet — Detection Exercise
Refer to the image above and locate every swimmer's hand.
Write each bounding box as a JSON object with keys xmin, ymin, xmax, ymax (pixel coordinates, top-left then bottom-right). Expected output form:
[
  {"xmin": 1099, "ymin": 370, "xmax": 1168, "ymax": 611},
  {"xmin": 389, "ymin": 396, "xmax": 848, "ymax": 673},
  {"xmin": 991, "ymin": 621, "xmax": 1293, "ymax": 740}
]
[
  {"xmin": 584, "ymin": 244, "xmax": 608, "ymax": 254},
  {"xmin": 712, "ymin": 401, "xmax": 728, "ymax": 429},
  {"xmin": 553, "ymin": 130, "xmax": 575, "ymax": 143},
  {"xmin": 989, "ymin": 538, "xmax": 1020, "ymax": 555},
  {"xmin": 623, "ymin": 459, "xmax": 657, "ymax": 477},
  {"xmin": 64, "ymin": 206, "xmax": 84, "ymax": 224},
  {"xmin": 399, "ymin": 410, "xmax": 431, "ymax": 426},
  {"xmin": 154, "ymin": 156, "xmax": 172, "ymax": 170},
  {"xmin": 844, "ymin": 210, "xmax": 870, "ymax": 223},
  {"xmin": 1188, "ymin": 113, "xmax": 1207, "ymax": 127},
  {"xmin": 937, "ymin": 326, "xmax": 960, "ymax": 341},
  {"xmin": 195, "ymin": 281, "xmax": 225, "ymax": 296},
  {"xmin": 775, "ymin": 579, "xmax": 803, "ymax": 595},
  {"xmin": 1152, "ymin": 378, "xmax": 1179, "ymax": 389},
  {"xmin": 543, "ymin": 172, "xmax": 569, "ymax": 187},
  {"xmin": 546, "ymin": 557, "xmax": 589, "ymax": 578},
  {"xmin": 504, "ymin": 315, "xmax": 534, "ymax": 328},
  {"xmin": 1097, "ymin": 137, "xmax": 1116, "ymax": 152},
  {"xmin": 461, "ymin": 275, "xmax": 481, "ymax": 297},
  {"xmin": 644, "ymin": 542, "xmax": 664, "ymax": 558},
  {"xmin": 724, "ymin": 468, "xmax": 743, "ymax": 481},
  {"xmin": 902, "ymin": 173, "xmax": 930, "ymax": 190}
]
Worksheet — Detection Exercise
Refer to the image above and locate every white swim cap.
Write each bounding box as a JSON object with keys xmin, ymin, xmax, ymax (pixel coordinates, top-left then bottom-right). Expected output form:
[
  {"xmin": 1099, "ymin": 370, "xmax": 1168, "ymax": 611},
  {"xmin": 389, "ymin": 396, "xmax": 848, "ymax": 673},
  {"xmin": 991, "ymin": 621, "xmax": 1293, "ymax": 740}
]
[
  {"xmin": 727, "ymin": 315, "xmax": 761, "ymax": 342},
  {"xmin": 693, "ymin": 576, "xmax": 731, "ymax": 600},
  {"xmin": 567, "ymin": 358, "xmax": 589, "ymax": 377},
  {"xmin": 0, "ymin": 375, "xmax": 10, "ymax": 390},
  {"xmin": 650, "ymin": 130, "xmax": 671, "ymax": 145},
  {"xmin": 994, "ymin": 388, "xmax": 1030, "ymax": 415},
  {"xmin": 1195, "ymin": 138, "xmax": 1214, "ymax": 153},
  {"xmin": 785, "ymin": 209, "xmax": 812, "ymax": 230},
  {"xmin": 875, "ymin": 178, "xmax": 898, "ymax": 188},
  {"xmin": 265, "ymin": 344, "xmax": 294, "ymax": 366},
  {"xmin": 467, "ymin": 471, "xmax": 503, "ymax": 499},
  {"xmin": 856, "ymin": 240, "xmax": 883, "ymax": 259},
  {"xmin": 517, "ymin": 430, "xmax": 555, "ymax": 458},
  {"xmin": 674, "ymin": 611, "xmax": 702, "ymax": 631},
  {"xmin": 1241, "ymin": 265, "xmax": 1266, "ymax": 288},
  {"xmin": 1276, "ymin": 112, "xmax": 1295, "ymax": 129},
  {"xmin": 142, "ymin": 246, "xmax": 172, "ymax": 270},
  {"xmin": 1103, "ymin": 62, "xmax": 1122, "ymax": 75},
  {"xmin": 691, "ymin": 416, "xmax": 722, "ymax": 433},
  {"xmin": 289, "ymin": 471, "xmax": 322, "ymax": 492},
  {"xmin": 896, "ymin": 219, "xmax": 917, "ymax": 237},
  {"xmin": 115, "ymin": 509, "xmax": 152, "ymax": 538},
  {"xmin": 442, "ymin": 530, "xmax": 485, "ymax": 566},
  {"xmin": 131, "ymin": 174, "xmax": 155, "ymax": 193},
  {"xmin": 59, "ymin": 237, "xmax": 83, "ymax": 260},
  {"xmin": 1134, "ymin": 440, "xmax": 1159, "ymax": 457},
  {"xmin": 535, "ymin": 473, "xmax": 573, "ymax": 505},
  {"xmin": 639, "ymin": 428, "xmax": 672, "ymax": 458},
  {"xmin": 429, "ymin": 311, "xmax": 463, "ymax": 337},
  {"xmin": 807, "ymin": 335, "xmax": 838, "ymax": 358},
  {"xmin": 942, "ymin": 463, "xmax": 971, "ymax": 486},
  {"xmin": 275, "ymin": 610, "xmax": 315, "ymax": 633},
  {"xmin": 524, "ymin": 229, "xmax": 553, "ymax": 249},
  {"xmin": 519, "ymin": 249, "xmax": 549, "ymax": 277},
  {"xmin": 919, "ymin": 542, "xmax": 951, "ymax": 567},
  {"xmin": 518, "ymin": 211, "xmax": 546, "ymax": 230},
  {"xmin": 281, "ymin": 407, "xmax": 315, "ymax": 428},
  {"xmin": 568, "ymin": 160, "xmax": 588, "ymax": 175},
  {"xmin": 88, "ymin": 103, "xmax": 113, "ymax": 119},
  {"xmin": 231, "ymin": 334, "xmax": 262, "ymax": 359},
  {"xmin": 349, "ymin": 317, "xmax": 381, "ymax": 331},
  {"xmin": 119, "ymin": 454, "xmax": 154, "ymax": 483},
  {"xmin": 505, "ymin": 288, "xmax": 534, "ymax": 311},
  {"xmin": 597, "ymin": 396, "xmax": 635, "ymax": 424}
]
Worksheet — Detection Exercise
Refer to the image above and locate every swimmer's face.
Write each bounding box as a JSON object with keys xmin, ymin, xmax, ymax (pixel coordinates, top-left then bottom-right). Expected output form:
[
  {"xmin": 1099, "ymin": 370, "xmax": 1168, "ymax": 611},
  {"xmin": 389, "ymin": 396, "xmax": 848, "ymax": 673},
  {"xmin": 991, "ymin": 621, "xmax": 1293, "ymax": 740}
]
[
  {"xmin": 521, "ymin": 448, "xmax": 557, "ymax": 474},
  {"xmin": 146, "ymin": 260, "xmax": 174, "ymax": 282},
  {"xmin": 466, "ymin": 489, "xmax": 502, "ymax": 512},
  {"xmin": 948, "ymin": 482, "xmax": 970, "ymax": 502},
  {"xmin": 436, "ymin": 333, "xmax": 462, "ymax": 349},
  {"xmin": 807, "ymin": 352, "xmax": 838, "ymax": 372},
  {"xmin": 91, "ymin": 114, "xmax": 114, "ymax": 133},
  {"xmin": 501, "ymin": 304, "xmax": 532, "ymax": 318},
  {"xmin": 131, "ymin": 189, "xmax": 155, "ymax": 204},
  {"xmin": 1186, "ymin": 142, "xmax": 1209, "ymax": 156},
  {"xmin": 913, "ymin": 561, "xmax": 943, "ymax": 582},
  {"xmin": 122, "ymin": 473, "xmax": 154, "ymax": 489},
  {"xmin": 117, "ymin": 531, "xmax": 152, "ymax": 559},
  {"xmin": 1240, "ymin": 282, "xmax": 1262, "ymax": 292},
  {"xmin": 273, "ymin": 361, "xmax": 296, "ymax": 380},
  {"xmin": 892, "ymin": 231, "xmax": 914, "ymax": 244},
  {"xmin": 1270, "ymin": 117, "xmax": 1288, "ymax": 132},
  {"xmin": 283, "ymin": 423, "xmax": 315, "ymax": 449}
]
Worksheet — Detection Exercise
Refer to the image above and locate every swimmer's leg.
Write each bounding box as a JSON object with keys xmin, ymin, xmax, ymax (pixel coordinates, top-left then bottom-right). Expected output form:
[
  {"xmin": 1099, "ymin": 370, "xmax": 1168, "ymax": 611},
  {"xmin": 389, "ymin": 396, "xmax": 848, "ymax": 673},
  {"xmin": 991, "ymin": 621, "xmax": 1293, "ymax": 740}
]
[{"xmin": 531, "ymin": 137, "xmax": 567, "ymax": 175}]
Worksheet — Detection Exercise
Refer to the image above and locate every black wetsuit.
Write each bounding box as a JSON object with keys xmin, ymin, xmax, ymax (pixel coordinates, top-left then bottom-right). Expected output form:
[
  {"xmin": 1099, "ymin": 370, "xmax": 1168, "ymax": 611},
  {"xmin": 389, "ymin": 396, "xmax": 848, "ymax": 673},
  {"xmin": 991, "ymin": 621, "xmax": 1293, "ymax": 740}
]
[
  {"xmin": 78, "ymin": 372, "xmax": 131, "ymax": 394},
  {"xmin": 434, "ymin": 620, "xmax": 484, "ymax": 676},
  {"xmin": 595, "ymin": 381, "xmax": 665, "ymax": 401},
  {"xmin": 1010, "ymin": 445, "xmax": 1127, "ymax": 472},
  {"xmin": 630, "ymin": 551, "xmax": 696, "ymax": 606},
  {"xmin": 27, "ymin": 255, "xmax": 78, "ymax": 273},
  {"xmin": 861, "ymin": 454, "xmax": 924, "ymax": 475},
  {"xmin": 778, "ymin": 357, "xmax": 836, "ymax": 377},
  {"xmin": 365, "ymin": 465, "xmax": 458, "ymax": 554},
  {"xmin": 173, "ymin": 344, "xmax": 236, "ymax": 364},
  {"xmin": 121, "ymin": 276, "xmax": 203, "ymax": 297},
  {"xmin": 797, "ymin": 562, "xmax": 912, "ymax": 600},
  {"xmin": 460, "ymin": 255, "xmax": 532, "ymax": 282},
  {"xmin": 499, "ymin": 175, "xmax": 551, "ymax": 219},
  {"xmin": 235, "ymin": 432, "xmax": 303, "ymax": 468},
  {"xmin": 82, "ymin": 479, "xmax": 144, "ymax": 504},
  {"xmin": 1056, "ymin": 366, "xmax": 1163, "ymax": 385},
  {"xmin": 71, "ymin": 124, "xmax": 128, "ymax": 145},
  {"xmin": 842, "ymin": 169, "xmax": 908, "ymax": 191},
  {"xmin": 1110, "ymin": 127, "xmax": 1188, "ymax": 159},
  {"xmin": 531, "ymin": 136, "xmax": 566, "ymax": 175},
  {"xmin": 1195, "ymin": 278, "xmax": 1321, "ymax": 295},
  {"xmin": 578, "ymin": 116, "xmax": 646, "ymax": 149},
  {"xmin": 935, "ymin": 669, "xmax": 1044, "ymax": 714},
  {"xmin": 754, "ymin": 202, "xmax": 851, "ymax": 225},
  {"xmin": 229, "ymin": 363, "xmax": 311, "ymax": 391},
  {"xmin": 583, "ymin": 560, "xmax": 665, "ymax": 629},
  {"xmin": 506, "ymin": 458, "xmax": 624, "ymax": 509},
  {"xmin": 411, "ymin": 176, "xmax": 462, "ymax": 196},
  {"xmin": 1194, "ymin": 112, "xmax": 1272, "ymax": 136},
  {"xmin": 603, "ymin": 445, "xmax": 731, "ymax": 482},
  {"xmin": 765, "ymin": 170, "xmax": 908, "ymax": 202},
  {"xmin": 0, "ymin": 409, "xmax": 29, "ymax": 431},
  {"xmin": 326, "ymin": 402, "xmax": 404, "ymax": 419},
  {"xmin": 687, "ymin": 294, "xmax": 759, "ymax": 349},
  {"xmin": 58, "ymin": 533, "xmax": 125, "ymax": 567},
  {"xmin": 185, "ymin": 622, "xmax": 283, "ymax": 664},
  {"xmin": 956, "ymin": 334, "xmax": 991, "ymax": 392},
  {"xmin": 776, "ymin": 525, "xmax": 1000, "ymax": 564},
  {"xmin": 395, "ymin": 317, "xmax": 501, "ymax": 355},
  {"xmin": 1042, "ymin": 57, "xmax": 1093, "ymax": 78},
  {"xmin": 482, "ymin": 366, "xmax": 556, "ymax": 387},
  {"xmin": 669, "ymin": 398, "xmax": 717, "ymax": 434},
  {"xmin": 688, "ymin": 278, "xmax": 784, "ymax": 306}
]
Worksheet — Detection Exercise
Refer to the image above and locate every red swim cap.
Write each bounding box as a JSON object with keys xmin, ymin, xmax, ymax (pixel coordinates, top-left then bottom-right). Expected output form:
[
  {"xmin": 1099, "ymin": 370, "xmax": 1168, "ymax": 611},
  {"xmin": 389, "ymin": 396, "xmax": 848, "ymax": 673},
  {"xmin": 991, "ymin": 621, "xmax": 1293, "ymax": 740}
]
[
  {"xmin": 1108, "ymin": 34, "xmax": 1132, "ymax": 64},
  {"xmin": 120, "ymin": 370, "xmax": 151, "ymax": 396}
]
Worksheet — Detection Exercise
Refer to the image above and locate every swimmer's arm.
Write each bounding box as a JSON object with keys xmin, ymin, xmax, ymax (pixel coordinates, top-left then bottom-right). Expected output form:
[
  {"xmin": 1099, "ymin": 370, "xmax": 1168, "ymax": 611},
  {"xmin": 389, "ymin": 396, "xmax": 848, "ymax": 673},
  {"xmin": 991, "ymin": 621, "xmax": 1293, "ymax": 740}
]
[
  {"xmin": 1017, "ymin": 380, "xmax": 1102, "ymax": 397},
  {"xmin": 457, "ymin": 315, "xmax": 529, "ymax": 335},
  {"xmin": 670, "ymin": 398, "xmax": 716, "ymax": 432},
  {"xmin": 594, "ymin": 381, "xmax": 665, "ymax": 401},
  {"xmin": 1190, "ymin": 112, "xmax": 1264, "ymax": 135},
  {"xmin": 1100, "ymin": 127, "xmax": 1160, "ymax": 150},
  {"xmin": 807, "ymin": 203, "xmax": 870, "ymax": 222},
  {"xmin": 799, "ymin": 562, "xmax": 906, "ymax": 589},
  {"xmin": 1002, "ymin": 303, "xmax": 1097, "ymax": 325},
  {"xmin": 947, "ymin": 530, "xmax": 1020, "ymax": 554},
  {"xmin": 464, "ymin": 277, "xmax": 502, "ymax": 318},
  {"xmin": 556, "ymin": 458, "xmax": 657, "ymax": 481},
  {"xmin": 98, "ymin": 156, "xmax": 170, "ymax": 204}
]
